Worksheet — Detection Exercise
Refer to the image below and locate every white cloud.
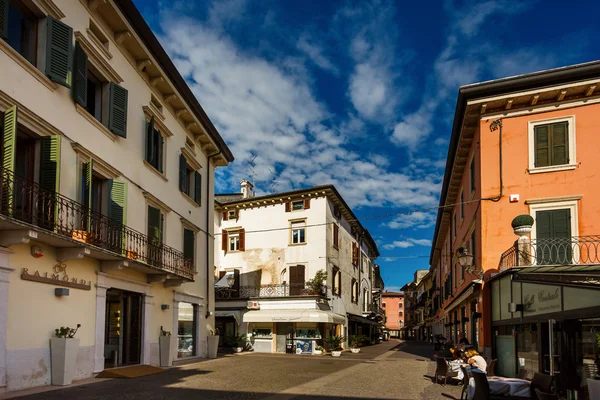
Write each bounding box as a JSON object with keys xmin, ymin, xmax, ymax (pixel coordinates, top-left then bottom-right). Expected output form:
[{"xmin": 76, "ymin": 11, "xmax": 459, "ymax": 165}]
[
  {"xmin": 385, "ymin": 211, "xmax": 437, "ymax": 230},
  {"xmin": 391, "ymin": 111, "xmax": 433, "ymax": 150},
  {"xmin": 383, "ymin": 238, "xmax": 432, "ymax": 250},
  {"xmin": 349, "ymin": 63, "xmax": 391, "ymax": 120},
  {"xmin": 297, "ymin": 37, "xmax": 339, "ymax": 75}
]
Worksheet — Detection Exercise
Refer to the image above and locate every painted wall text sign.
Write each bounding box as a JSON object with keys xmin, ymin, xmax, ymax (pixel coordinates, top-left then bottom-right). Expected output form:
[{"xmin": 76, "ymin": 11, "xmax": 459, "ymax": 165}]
[{"xmin": 21, "ymin": 268, "xmax": 92, "ymax": 290}]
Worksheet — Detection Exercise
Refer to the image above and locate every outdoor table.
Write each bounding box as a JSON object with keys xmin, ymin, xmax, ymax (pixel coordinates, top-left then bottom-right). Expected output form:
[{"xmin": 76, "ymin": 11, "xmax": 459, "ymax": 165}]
[
  {"xmin": 467, "ymin": 376, "xmax": 531, "ymax": 399},
  {"xmin": 447, "ymin": 361, "xmax": 468, "ymax": 380}
]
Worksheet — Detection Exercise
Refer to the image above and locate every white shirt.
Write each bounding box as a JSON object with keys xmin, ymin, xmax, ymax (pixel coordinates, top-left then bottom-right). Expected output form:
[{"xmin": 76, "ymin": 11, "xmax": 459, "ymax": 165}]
[{"xmin": 470, "ymin": 355, "xmax": 487, "ymax": 372}]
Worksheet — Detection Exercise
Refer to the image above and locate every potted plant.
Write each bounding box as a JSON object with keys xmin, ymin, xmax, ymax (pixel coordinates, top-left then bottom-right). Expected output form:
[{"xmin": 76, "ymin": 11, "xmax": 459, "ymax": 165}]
[
  {"xmin": 325, "ymin": 335, "xmax": 345, "ymax": 357},
  {"xmin": 208, "ymin": 328, "xmax": 220, "ymax": 359},
  {"xmin": 313, "ymin": 345, "xmax": 324, "ymax": 355},
  {"xmin": 511, "ymin": 214, "xmax": 534, "ymax": 236},
  {"xmin": 306, "ymin": 269, "xmax": 327, "ymax": 295},
  {"xmin": 226, "ymin": 334, "xmax": 247, "ymax": 353},
  {"xmin": 50, "ymin": 324, "xmax": 80, "ymax": 386},
  {"xmin": 159, "ymin": 326, "xmax": 175, "ymax": 367},
  {"xmin": 349, "ymin": 335, "xmax": 366, "ymax": 353}
]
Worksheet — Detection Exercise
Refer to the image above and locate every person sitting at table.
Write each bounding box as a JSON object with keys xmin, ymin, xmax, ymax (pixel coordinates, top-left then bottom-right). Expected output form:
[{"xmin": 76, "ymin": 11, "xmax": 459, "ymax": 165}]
[
  {"xmin": 459, "ymin": 333, "xmax": 470, "ymax": 345},
  {"xmin": 465, "ymin": 348, "xmax": 487, "ymax": 374}
]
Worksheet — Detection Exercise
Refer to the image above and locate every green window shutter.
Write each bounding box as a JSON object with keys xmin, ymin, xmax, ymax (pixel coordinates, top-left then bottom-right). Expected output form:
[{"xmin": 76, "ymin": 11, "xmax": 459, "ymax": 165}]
[
  {"xmin": 82, "ymin": 159, "xmax": 93, "ymax": 230},
  {"xmin": 2, "ymin": 105, "xmax": 17, "ymax": 214},
  {"xmin": 45, "ymin": 17, "xmax": 73, "ymax": 88},
  {"xmin": 108, "ymin": 180, "xmax": 127, "ymax": 225},
  {"xmin": 157, "ymin": 131, "xmax": 164, "ymax": 172},
  {"xmin": 108, "ymin": 82, "xmax": 128, "ymax": 138},
  {"xmin": 183, "ymin": 228, "xmax": 195, "ymax": 262},
  {"xmin": 179, "ymin": 154, "xmax": 187, "ymax": 193},
  {"xmin": 0, "ymin": 0, "xmax": 8, "ymax": 40},
  {"xmin": 147, "ymin": 205, "xmax": 162, "ymax": 244},
  {"xmin": 551, "ymin": 122, "xmax": 569, "ymax": 165},
  {"xmin": 40, "ymin": 136, "xmax": 61, "ymax": 193},
  {"xmin": 194, "ymin": 171, "xmax": 201, "ymax": 205},
  {"xmin": 551, "ymin": 209, "xmax": 571, "ymax": 238},
  {"xmin": 534, "ymin": 125, "xmax": 550, "ymax": 168},
  {"xmin": 72, "ymin": 43, "xmax": 88, "ymax": 108},
  {"xmin": 145, "ymin": 116, "xmax": 155, "ymax": 163}
]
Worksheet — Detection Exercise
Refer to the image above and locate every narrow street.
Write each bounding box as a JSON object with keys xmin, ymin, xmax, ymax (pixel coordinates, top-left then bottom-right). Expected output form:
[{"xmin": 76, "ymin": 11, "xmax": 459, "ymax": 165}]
[{"xmin": 6, "ymin": 341, "xmax": 462, "ymax": 400}]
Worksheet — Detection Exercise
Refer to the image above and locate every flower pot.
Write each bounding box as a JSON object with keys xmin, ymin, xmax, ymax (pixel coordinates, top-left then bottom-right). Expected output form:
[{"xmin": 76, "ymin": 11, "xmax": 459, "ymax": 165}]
[
  {"xmin": 126, "ymin": 250, "xmax": 138, "ymax": 260},
  {"xmin": 50, "ymin": 338, "xmax": 79, "ymax": 386},
  {"xmin": 351, "ymin": 348, "xmax": 360, "ymax": 354},
  {"xmin": 159, "ymin": 336, "xmax": 176, "ymax": 367},
  {"xmin": 513, "ymin": 225, "xmax": 533, "ymax": 236},
  {"xmin": 331, "ymin": 350, "xmax": 342, "ymax": 357},
  {"xmin": 207, "ymin": 335, "xmax": 219, "ymax": 359},
  {"xmin": 71, "ymin": 230, "xmax": 89, "ymax": 243},
  {"xmin": 233, "ymin": 347, "xmax": 243, "ymax": 353},
  {"xmin": 313, "ymin": 350, "xmax": 323, "ymax": 355}
]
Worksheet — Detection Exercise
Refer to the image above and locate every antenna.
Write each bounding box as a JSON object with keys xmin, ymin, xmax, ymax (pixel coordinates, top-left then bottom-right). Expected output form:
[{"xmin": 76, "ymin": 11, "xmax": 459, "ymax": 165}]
[
  {"xmin": 247, "ymin": 154, "xmax": 258, "ymax": 186},
  {"xmin": 268, "ymin": 168, "xmax": 279, "ymax": 194}
]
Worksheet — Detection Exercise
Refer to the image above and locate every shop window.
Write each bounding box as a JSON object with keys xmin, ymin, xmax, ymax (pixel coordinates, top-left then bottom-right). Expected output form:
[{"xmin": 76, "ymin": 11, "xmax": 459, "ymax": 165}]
[
  {"xmin": 177, "ymin": 303, "xmax": 197, "ymax": 358},
  {"xmin": 295, "ymin": 328, "xmax": 321, "ymax": 339},
  {"xmin": 252, "ymin": 328, "xmax": 272, "ymax": 338}
]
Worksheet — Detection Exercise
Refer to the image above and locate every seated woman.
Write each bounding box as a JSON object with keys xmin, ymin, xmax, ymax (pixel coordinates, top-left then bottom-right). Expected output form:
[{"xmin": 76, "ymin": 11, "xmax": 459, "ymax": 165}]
[
  {"xmin": 464, "ymin": 349, "xmax": 487, "ymax": 374},
  {"xmin": 448, "ymin": 348, "xmax": 465, "ymax": 379}
]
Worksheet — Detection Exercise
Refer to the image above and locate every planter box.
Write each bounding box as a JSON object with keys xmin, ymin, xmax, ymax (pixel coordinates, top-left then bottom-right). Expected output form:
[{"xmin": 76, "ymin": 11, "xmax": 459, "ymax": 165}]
[
  {"xmin": 50, "ymin": 338, "xmax": 79, "ymax": 386},
  {"xmin": 71, "ymin": 230, "xmax": 90, "ymax": 243},
  {"xmin": 159, "ymin": 336, "xmax": 176, "ymax": 367},
  {"xmin": 331, "ymin": 350, "xmax": 342, "ymax": 357},
  {"xmin": 207, "ymin": 335, "xmax": 219, "ymax": 359},
  {"xmin": 313, "ymin": 350, "xmax": 323, "ymax": 355},
  {"xmin": 351, "ymin": 348, "xmax": 360, "ymax": 354}
]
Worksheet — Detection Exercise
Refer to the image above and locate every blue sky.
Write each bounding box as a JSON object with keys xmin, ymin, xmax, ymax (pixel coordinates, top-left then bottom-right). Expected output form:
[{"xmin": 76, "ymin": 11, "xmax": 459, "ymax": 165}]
[{"xmin": 134, "ymin": 0, "xmax": 599, "ymax": 290}]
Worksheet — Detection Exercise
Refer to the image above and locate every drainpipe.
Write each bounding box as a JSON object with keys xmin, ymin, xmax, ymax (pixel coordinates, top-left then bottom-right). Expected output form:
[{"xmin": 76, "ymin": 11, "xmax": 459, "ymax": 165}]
[
  {"xmin": 484, "ymin": 119, "xmax": 504, "ymax": 202},
  {"xmin": 205, "ymin": 148, "xmax": 222, "ymax": 320}
]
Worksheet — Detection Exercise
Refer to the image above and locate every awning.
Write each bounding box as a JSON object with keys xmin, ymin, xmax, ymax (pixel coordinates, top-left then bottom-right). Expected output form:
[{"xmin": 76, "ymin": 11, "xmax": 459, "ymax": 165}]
[
  {"xmin": 445, "ymin": 281, "xmax": 481, "ymax": 313},
  {"xmin": 243, "ymin": 309, "xmax": 345, "ymax": 324},
  {"xmin": 215, "ymin": 272, "xmax": 234, "ymax": 288},
  {"xmin": 215, "ymin": 310, "xmax": 242, "ymax": 326},
  {"xmin": 347, "ymin": 314, "xmax": 379, "ymax": 326}
]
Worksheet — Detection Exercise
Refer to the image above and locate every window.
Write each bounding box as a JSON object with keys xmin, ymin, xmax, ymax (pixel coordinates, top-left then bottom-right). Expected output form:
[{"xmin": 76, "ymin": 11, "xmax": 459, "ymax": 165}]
[
  {"xmin": 6, "ymin": 0, "xmax": 37, "ymax": 65},
  {"xmin": 470, "ymin": 157, "xmax": 476, "ymax": 194},
  {"xmin": 228, "ymin": 210, "xmax": 237, "ymax": 220},
  {"xmin": 363, "ymin": 288, "xmax": 369, "ymax": 312},
  {"xmin": 351, "ymin": 279, "xmax": 358, "ymax": 303},
  {"xmin": 399, "ymin": 311, "xmax": 403, "ymax": 316},
  {"xmin": 332, "ymin": 223, "xmax": 339, "ymax": 250},
  {"xmin": 399, "ymin": 321, "xmax": 403, "ymax": 327},
  {"xmin": 179, "ymin": 154, "xmax": 201, "ymax": 205},
  {"xmin": 332, "ymin": 266, "xmax": 341, "ymax": 296},
  {"xmin": 84, "ymin": 68, "xmax": 105, "ymax": 123},
  {"xmin": 146, "ymin": 117, "xmax": 164, "ymax": 173},
  {"xmin": 361, "ymin": 254, "xmax": 366, "ymax": 272},
  {"xmin": 333, "ymin": 205, "xmax": 342, "ymax": 219},
  {"xmin": 289, "ymin": 265, "xmax": 306, "ymax": 295},
  {"xmin": 399, "ymin": 303, "xmax": 403, "ymax": 308},
  {"xmin": 183, "ymin": 228, "xmax": 195, "ymax": 264},
  {"xmin": 147, "ymin": 204, "xmax": 164, "ymax": 265},
  {"xmin": 382, "ymin": 303, "xmax": 386, "ymax": 308},
  {"xmin": 221, "ymin": 229, "xmax": 245, "ymax": 253},
  {"xmin": 292, "ymin": 200, "xmax": 304, "ymax": 210},
  {"xmin": 290, "ymin": 220, "xmax": 306, "ymax": 244},
  {"xmin": 285, "ymin": 199, "xmax": 310, "ymax": 212},
  {"xmin": 535, "ymin": 208, "xmax": 572, "ymax": 265},
  {"xmin": 229, "ymin": 231, "xmax": 239, "ymax": 251},
  {"xmin": 528, "ymin": 117, "xmax": 576, "ymax": 172},
  {"xmin": 352, "ymin": 243, "xmax": 359, "ymax": 267}
]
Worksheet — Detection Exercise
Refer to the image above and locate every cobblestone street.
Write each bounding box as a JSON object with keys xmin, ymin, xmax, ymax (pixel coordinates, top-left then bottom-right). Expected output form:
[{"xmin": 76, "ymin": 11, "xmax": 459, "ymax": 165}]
[{"xmin": 3, "ymin": 341, "xmax": 462, "ymax": 400}]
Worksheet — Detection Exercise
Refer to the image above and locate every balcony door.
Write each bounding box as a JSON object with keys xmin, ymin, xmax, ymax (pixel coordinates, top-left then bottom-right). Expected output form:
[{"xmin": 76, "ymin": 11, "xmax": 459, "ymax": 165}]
[
  {"xmin": 535, "ymin": 209, "xmax": 572, "ymax": 265},
  {"xmin": 289, "ymin": 265, "xmax": 305, "ymax": 295}
]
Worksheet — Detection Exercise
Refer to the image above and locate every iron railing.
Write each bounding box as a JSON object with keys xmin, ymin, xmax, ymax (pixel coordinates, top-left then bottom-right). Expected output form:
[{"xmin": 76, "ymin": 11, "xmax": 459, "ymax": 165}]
[
  {"xmin": 367, "ymin": 303, "xmax": 384, "ymax": 315},
  {"xmin": 215, "ymin": 283, "xmax": 326, "ymax": 299},
  {"xmin": 499, "ymin": 236, "xmax": 600, "ymax": 270},
  {"xmin": 0, "ymin": 168, "xmax": 194, "ymax": 280}
]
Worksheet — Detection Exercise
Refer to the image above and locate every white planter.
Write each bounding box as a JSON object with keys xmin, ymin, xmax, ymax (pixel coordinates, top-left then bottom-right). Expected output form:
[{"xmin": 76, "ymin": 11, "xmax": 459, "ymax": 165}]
[
  {"xmin": 313, "ymin": 350, "xmax": 322, "ymax": 355},
  {"xmin": 159, "ymin": 336, "xmax": 176, "ymax": 367},
  {"xmin": 233, "ymin": 347, "xmax": 243, "ymax": 353},
  {"xmin": 50, "ymin": 338, "xmax": 79, "ymax": 386},
  {"xmin": 351, "ymin": 348, "xmax": 361, "ymax": 354},
  {"xmin": 207, "ymin": 335, "xmax": 219, "ymax": 359},
  {"xmin": 331, "ymin": 350, "xmax": 342, "ymax": 357},
  {"xmin": 513, "ymin": 225, "xmax": 533, "ymax": 236}
]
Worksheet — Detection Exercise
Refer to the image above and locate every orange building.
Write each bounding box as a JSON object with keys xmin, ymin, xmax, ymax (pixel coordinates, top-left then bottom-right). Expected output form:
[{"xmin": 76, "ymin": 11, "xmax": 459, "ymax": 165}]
[
  {"xmin": 430, "ymin": 61, "xmax": 600, "ymax": 398},
  {"xmin": 382, "ymin": 292, "xmax": 404, "ymax": 338}
]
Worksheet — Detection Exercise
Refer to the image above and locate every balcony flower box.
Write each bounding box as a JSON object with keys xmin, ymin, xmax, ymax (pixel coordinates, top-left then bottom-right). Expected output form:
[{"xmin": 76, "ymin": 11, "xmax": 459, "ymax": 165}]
[
  {"xmin": 71, "ymin": 230, "xmax": 90, "ymax": 243},
  {"xmin": 126, "ymin": 250, "xmax": 138, "ymax": 260}
]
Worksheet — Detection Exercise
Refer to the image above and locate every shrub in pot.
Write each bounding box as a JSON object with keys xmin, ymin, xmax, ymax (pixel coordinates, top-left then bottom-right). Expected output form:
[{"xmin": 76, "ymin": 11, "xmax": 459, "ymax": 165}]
[
  {"xmin": 50, "ymin": 324, "xmax": 80, "ymax": 386},
  {"xmin": 511, "ymin": 214, "xmax": 534, "ymax": 236},
  {"xmin": 313, "ymin": 345, "xmax": 324, "ymax": 355},
  {"xmin": 226, "ymin": 334, "xmax": 247, "ymax": 353},
  {"xmin": 349, "ymin": 335, "xmax": 366, "ymax": 354},
  {"xmin": 325, "ymin": 335, "xmax": 345, "ymax": 357}
]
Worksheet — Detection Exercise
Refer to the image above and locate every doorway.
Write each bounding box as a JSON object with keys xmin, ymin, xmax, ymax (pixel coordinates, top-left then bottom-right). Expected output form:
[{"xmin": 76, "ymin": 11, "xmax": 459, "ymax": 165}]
[
  {"xmin": 276, "ymin": 323, "xmax": 294, "ymax": 353},
  {"xmin": 104, "ymin": 289, "xmax": 143, "ymax": 368}
]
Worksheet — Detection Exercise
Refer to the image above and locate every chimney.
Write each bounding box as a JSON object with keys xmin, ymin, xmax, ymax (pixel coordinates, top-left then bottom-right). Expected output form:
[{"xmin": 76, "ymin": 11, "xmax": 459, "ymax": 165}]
[{"xmin": 240, "ymin": 179, "xmax": 255, "ymax": 199}]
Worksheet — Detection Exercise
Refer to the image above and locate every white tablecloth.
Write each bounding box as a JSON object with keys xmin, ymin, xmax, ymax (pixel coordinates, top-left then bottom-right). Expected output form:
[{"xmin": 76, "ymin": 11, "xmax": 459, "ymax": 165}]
[{"xmin": 467, "ymin": 376, "xmax": 531, "ymax": 399}]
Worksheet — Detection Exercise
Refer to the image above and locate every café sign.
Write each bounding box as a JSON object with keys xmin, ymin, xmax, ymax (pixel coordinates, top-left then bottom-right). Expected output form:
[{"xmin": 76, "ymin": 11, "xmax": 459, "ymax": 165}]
[
  {"xmin": 522, "ymin": 283, "xmax": 561, "ymax": 316},
  {"xmin": 21, "ymin": 263, "xmax": 92, "ymax": 290}
]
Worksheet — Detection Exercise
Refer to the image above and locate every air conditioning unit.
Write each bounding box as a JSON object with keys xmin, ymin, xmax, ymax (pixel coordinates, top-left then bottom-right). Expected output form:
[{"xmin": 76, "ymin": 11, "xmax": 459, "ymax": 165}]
[{"xmin": 247, "ymin": 301, "xmax": 260, "ymax": 309}]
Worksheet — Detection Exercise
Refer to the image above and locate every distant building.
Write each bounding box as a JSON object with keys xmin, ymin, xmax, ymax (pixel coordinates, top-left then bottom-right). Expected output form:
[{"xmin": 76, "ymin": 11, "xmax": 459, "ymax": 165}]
[{"xmin": 382, "ymin": 292, "xmax": 404, "ymax": 338}]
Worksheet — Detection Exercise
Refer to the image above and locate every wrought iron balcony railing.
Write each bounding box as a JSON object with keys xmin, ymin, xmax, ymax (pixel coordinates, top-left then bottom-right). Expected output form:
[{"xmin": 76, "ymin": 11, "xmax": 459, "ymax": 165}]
[
  {"xmin": 215, "ymin": 283, "xmax": 326, "ymax": 300},
  {"xmin": 499, "ymin": 236, "xmax": 600, "ymax": 270},
  {"xmin": 366, "ymin": 303, "xmax": 384, "ymax": 315},
  {"xmin": 0, "ymin": 168, "xmax": 194, "ymax": 280}
]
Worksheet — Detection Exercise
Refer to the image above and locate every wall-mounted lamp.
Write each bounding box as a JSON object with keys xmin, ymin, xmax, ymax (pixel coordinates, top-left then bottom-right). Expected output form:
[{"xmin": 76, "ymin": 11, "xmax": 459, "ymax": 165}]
[
  {"xmin": 161, "ymin": 304, "xmax": 170, "ymax": 311},
  {"xmin": 55, "ymin": 288, "xmax": 69, "ymax": 297},
  {"xmin": 456, "ymin": 247, "xmax": 474, "ymax": 270},
  {"xmin": 508, "ymin": 303, "xmax": 523, "ymax": 313},
  {"xmin": 31, "ymin": 245, "xmax": 44, "ymax": 258}
]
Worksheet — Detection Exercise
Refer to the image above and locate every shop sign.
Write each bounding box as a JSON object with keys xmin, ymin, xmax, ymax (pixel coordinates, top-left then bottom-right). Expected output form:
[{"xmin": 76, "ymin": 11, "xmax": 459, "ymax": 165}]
[
  {"xmin": 21, "ymin": 264, "xmax": 92, "ymax": 290},
  {"xmin": 522, "ymin": 283, "xmax": 561, "ymax": 316},
  {"xmin": 272, "ymin": 316, "xmax": 302, "ymax": 322},
  {"xmin": 295, "ymin": 339, "xmax": 312, "ymax": 354}
]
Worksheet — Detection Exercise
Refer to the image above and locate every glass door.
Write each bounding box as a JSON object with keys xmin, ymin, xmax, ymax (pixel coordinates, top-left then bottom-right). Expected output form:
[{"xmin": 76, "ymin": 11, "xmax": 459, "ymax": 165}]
[
  {"xmin": 541, "ymin": 320, "xmax": 561, "ymax": 376},
  {"xmin": 123, "ymin": 292, "xmax": 142, "ymax": 364}
]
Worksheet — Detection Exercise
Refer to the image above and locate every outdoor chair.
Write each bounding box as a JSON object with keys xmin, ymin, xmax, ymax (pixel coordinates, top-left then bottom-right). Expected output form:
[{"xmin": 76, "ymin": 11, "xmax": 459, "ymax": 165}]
[
  {"xmin": 434, "ymin": 356, "xmax": 453, "ymax": 385},
  {"xmin": 471, "ymin": 371, "xmax": 506, "ymax": 400},
  {"xmin": 531, "ymin": 373, "xmax": 553, "ymax": 400},
  {"xmin": 534, "ymin": 388, "xmax": 558, "ymax": 400},
  {"xmin": 487, "ymin": 359, "xmax": 497, "ymax": 377},
  {"xmin": 460, "ymin": 365, "xmax": 470, "ymax": 400}
]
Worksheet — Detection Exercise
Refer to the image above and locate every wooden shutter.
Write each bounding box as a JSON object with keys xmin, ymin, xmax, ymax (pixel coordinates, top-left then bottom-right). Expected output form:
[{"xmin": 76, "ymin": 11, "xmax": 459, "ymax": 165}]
[
  {"xmin": 285, "ymin": 201, "xmax": 291, "ymax": 212},
  {"xmin": 221, "ymin": 231, "xmax": 228, "ymax": 252},
  {"xmin": 551, "ymin": 122, "xmax": 569, "ymax": 165},
  {"xmin": 179, "ymin": 154, "xmax": 187, "ymax": 193},
  {"xmin": 157, "ymin": 133, "xmax": 164, "ymax": 172},
  {"xmin": 534, "ymin": 125, "xmax": 550, "ymax": 168},
  {"xmin": 289, "ymin": 265, "xmax": 305, "ymax": 295},
  {"xmin": 108, "ymin": 180, "xmax": 127, "ymax": 225},
  {"xmin": 222, "ymin": 211, "xmax": 229, "ymax": 221},
  {"xmin": 0, "ymin": 0, "xmax": 8, "ymax": 40},
  {"xmin": 2, "ymin": 105, "xmax": 17, "ymax": 214},
  {"xmin": 194, "ymin": 171, "xmax": 201, "ymax": 205},
  {"xmin": 239, "ymin": 229, "xmax": 245, "ymax": 251},
  {"xmin": 183, "ymin": 228, "xmax": 195, "ymax": 262},
  {"xmin": 145, "ymin": 116, "xmax": 155, "ymax": 163},
  {"xmin": 72, "ymin": 43, "xmax": 88, "ymax": 108},
  {"xmin": 108, "ymin": 82, "xmax": 128, "ymax": 138},
  {"xmin": 470, "ymin": 158, "xmax": 476, "ymax": 192},
  {"xmin": 148, "ymin": 205, "xmax": 163, "ymax": 244},
  {"xmin": 39, "ymin": 136, "xmax": 61, "ymax": 229},
  {"xmin": 82, "ymin": 159, "xmax": 93, "ymax": 231},
  {"xmin": 536, "ymin": 209, "xmax": 571, "ymax": 265},
  {"xmin": 45, "ymin": 17, "xmax": 73, "ymax": 88},
  {"xmin": 304, "ymin": 199, "xmax": 310, "ymax": 209},
  {"xmin": 219, "ymin": 271, "xmax": 226, "ymax": 279},
  {"xmin": 333, "ymin": 224, "xmax": 339, "ymax": 249}
]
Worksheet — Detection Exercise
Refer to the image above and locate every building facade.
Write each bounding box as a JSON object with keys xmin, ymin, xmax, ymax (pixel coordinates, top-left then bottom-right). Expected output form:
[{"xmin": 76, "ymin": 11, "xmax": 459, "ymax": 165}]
[
  {"xmin": 401, "ymin": 269, "xmax": 428, "ymax": 340},
  {"xmin": 0, "ymin": 0, "xmax": 233, "ymax": 392},
  {"xmin": 214, "ymin": 183, "xmax": 381, "ymax": 353},
  {"xmin": 381, "ymin": 292, "xmax": 404, "ymax": 338},
  {"xmin": 430, "ymin": 61, "xmax": 600, "ymax": 399}
]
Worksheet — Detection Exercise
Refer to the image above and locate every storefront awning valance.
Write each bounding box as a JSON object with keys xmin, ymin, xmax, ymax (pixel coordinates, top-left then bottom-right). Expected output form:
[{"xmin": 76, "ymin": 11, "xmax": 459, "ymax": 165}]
[
  {"xmin": 445, "ymin": 281, "xmax": 481, "ymax": 314},
  {"xmin": 243, "ymin": 309, "xmax": 345, "ymax": 324},
  {"xmin": 347, "ymin": 313, "xmax": 379, "ymax": 326},
  {"xmin": 215, "ymin": 310, "xmax": 242, "ymax": 326}
]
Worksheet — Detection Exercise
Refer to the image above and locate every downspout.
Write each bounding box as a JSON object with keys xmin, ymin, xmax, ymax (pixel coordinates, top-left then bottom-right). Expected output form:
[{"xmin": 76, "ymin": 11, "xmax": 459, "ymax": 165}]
[
  {"xmin": 205, "ymin": 148, "xmax": 222, "ymax": 319},
  {"xmin": 483, "ymin": 119, "xmax": 503, "ymax": 202}
]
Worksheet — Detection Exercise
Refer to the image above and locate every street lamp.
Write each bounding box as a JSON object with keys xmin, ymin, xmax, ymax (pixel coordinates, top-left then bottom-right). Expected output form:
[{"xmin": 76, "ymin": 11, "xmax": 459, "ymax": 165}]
[{"xmin": 456, "ymin": 247, "xmax": 474, "ymax": 270}]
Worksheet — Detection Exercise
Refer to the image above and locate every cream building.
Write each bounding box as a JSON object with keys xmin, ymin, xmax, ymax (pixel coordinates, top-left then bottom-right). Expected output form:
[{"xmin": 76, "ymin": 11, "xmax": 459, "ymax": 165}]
[
  {"xmin": 214, "ymin": 183, "xmax": 381, "ymax": 354},
  {"xmin": 0, "ymin": 0, "xmax": 233, "ymax": 393}
]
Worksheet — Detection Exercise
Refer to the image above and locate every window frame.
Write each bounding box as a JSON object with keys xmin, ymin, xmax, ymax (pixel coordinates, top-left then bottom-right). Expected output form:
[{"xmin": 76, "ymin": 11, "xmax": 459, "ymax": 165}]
[
  {"xmin": 228, "ymin": 231, "xmax": 240, "ymax": 252},
  {"xmin": 528, "ymin": 115, "xmax": 576, "ymax": 174},
  {"xmin": 5, "ymin": 0, "xmax": 39, "ymax": 67},
  {"xmin": 528, "ymin": 199, "xmax": 579, "ymax": 242},
  {"xmin": 290, "ymin": 219, "xmax": 306, "ymax": 245},
  {"xmin": 291, "ymin": 200, "xmax": 305, "ymax": 211}
]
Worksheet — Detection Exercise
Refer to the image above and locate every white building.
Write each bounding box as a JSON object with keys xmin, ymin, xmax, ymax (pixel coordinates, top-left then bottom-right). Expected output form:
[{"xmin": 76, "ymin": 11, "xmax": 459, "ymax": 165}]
[
  {"xmin": 0, "ymin": 0, "xmax": 233, "ymax": 392},
  {"xmin": 214, "ymin": 182, "xmax": 381, "ymax": 354}
]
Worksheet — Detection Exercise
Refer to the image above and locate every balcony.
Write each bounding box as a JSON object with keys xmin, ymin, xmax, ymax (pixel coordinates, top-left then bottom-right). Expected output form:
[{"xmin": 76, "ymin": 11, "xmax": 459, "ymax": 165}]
[
  {"xmin": 499, "ymin": 236, "xmax": 600, "ymax": 270},
  {"xmin": 0, "ymin": 168, "xmax": 194, "ymax": 280},
  {"xmin": 215, "ymin": 283, "xmax": 326, "ymax": 300}
]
